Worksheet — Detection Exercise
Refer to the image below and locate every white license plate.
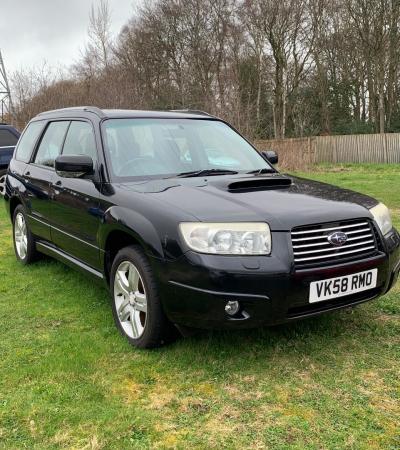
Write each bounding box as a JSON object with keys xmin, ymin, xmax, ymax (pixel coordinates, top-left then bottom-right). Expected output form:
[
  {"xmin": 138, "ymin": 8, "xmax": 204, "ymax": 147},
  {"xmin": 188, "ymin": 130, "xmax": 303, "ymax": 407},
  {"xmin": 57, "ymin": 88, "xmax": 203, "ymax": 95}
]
[{"xmin": 309, "ymin": 269, "xmax": 378, "ymax": 303}]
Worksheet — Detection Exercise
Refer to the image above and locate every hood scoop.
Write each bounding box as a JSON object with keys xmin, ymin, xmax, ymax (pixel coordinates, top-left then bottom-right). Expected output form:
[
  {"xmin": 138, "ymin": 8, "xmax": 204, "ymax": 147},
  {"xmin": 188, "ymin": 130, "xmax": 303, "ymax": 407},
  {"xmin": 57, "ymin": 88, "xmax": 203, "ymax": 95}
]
[{"xmin": 226, "ymin": 176, "xmax": 292, "ymax": 192}]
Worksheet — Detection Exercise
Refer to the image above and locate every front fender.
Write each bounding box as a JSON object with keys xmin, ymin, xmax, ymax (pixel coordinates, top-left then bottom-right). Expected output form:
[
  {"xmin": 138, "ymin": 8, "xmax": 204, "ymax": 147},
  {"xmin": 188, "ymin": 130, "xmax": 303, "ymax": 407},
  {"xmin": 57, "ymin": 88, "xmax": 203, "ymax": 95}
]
[{"xmin": 99, "ymin": 205, "xmax": 164, "ymax": 258}]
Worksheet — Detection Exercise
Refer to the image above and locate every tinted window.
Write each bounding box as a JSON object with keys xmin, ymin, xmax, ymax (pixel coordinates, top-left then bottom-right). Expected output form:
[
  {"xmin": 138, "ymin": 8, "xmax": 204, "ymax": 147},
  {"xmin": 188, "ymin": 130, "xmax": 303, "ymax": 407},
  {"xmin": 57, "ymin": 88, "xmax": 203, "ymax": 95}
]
[
  {"xmin": 34, "ymin": 121, "xmax": 69, "ymax": 168},
  {"xmin": 62, "ymin": 121, "xmax": 97, "ymax": 162},
  {"xmin": 0, "ymin": 129, "xmax": 18, "ymax": 147},
  {"xmin": 15, "ymin": 121, "xmax": 45, "ymax": 163}
]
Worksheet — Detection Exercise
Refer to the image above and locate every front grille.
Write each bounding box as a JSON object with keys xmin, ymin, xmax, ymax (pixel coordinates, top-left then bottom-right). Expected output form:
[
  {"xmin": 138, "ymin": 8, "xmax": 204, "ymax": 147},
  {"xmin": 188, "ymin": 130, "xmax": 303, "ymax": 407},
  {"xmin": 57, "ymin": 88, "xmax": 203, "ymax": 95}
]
[{"xmin": 291, "ymin": 219, "xmax": 379, "ymax": 268}]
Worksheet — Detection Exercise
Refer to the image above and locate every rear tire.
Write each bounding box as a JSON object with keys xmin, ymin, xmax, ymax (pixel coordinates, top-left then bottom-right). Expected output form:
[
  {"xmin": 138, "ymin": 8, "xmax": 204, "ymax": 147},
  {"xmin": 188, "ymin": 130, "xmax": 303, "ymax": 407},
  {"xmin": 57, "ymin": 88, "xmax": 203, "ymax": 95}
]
[
  {"xmin": 13, "ymin": 205, "xmax": 38, "ymax": 265},
  {"xmin": 110, "ymin": 245, "xmax": 175, "ymax": 349},
  {"xmin": 0, "ymin": 169, "xmax": 6, "ymax": 196}
]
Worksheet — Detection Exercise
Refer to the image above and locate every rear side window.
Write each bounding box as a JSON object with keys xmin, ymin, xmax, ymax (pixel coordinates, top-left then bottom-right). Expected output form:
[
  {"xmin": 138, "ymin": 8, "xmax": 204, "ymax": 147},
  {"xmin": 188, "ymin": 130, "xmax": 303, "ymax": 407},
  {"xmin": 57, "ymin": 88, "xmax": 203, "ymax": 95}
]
[
  {"xmin": 0, "ymin": 129, "xmax": 18, "ymax": 147},
  {"xmin": 62, "ymin": 121, "xmax": 97, "ymax": 162},
  {"xmin": 34, "ymin": 121, "xmax": 69, "ymax": 168},
  {"xmin": 15, "ymin": 122, "xmax": 44, "ymax": 162}
]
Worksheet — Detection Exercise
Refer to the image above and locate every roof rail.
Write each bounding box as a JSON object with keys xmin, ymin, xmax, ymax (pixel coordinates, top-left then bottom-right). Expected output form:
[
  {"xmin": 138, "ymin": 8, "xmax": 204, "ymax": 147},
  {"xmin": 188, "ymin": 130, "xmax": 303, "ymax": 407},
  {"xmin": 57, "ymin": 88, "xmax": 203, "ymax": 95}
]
[
  {"xmin": 37, "ymin": 106, "xmax": 106, "ymax": 118},
  {"xmin": 169, "ymin": 109, "xmax": 212, "ymax": 117}
]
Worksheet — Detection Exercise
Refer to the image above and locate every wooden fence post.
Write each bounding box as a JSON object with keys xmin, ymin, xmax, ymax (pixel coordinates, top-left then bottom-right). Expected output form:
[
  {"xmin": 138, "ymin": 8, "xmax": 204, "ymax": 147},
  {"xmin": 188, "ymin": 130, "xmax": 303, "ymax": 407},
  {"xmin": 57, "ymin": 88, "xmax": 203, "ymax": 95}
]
[{"xmin": 384, "ymin": 133, "xmax": 388, "ymax": 163}]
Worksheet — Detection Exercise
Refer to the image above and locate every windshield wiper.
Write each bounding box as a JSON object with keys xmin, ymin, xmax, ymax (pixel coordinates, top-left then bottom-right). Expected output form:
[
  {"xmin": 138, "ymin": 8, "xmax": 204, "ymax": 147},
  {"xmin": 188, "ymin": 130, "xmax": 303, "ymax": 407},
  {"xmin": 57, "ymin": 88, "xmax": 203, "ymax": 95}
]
[
  {"xmin": 171, "ymin": 169, "xmax": 239, "ymax": 178},
  {"xmin": 246, "ymin": 167, "xmax": 276, "ymax": 175}
]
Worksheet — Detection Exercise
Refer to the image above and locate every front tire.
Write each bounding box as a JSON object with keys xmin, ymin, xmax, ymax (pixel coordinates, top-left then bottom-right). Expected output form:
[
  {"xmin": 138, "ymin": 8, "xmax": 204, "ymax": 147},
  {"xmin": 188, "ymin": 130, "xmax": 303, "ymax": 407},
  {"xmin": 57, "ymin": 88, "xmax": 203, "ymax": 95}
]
[
  {"xmin": 13, "ymin": 205, "xmax": 38, "ymax": 265},
  {"xmin": 110, "ymin": 245, "xmax": 174, "ymax": 349}
]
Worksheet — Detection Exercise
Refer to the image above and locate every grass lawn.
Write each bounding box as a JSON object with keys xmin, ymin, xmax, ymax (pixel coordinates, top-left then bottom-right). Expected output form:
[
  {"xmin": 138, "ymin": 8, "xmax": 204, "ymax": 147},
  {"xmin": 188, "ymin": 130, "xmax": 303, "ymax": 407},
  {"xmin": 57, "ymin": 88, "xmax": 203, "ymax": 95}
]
[{"xmin": 0, "ymin": 164, "xmax": 399, "ymax": 449}]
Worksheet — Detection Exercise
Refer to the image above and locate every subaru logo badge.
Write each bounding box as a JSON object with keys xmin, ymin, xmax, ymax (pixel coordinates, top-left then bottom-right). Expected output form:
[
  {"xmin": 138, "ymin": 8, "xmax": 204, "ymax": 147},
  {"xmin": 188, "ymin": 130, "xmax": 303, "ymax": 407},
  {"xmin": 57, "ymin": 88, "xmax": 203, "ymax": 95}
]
[{"xmin": 327, "ymin": 231, "xmax": 348, "ymax": 246}]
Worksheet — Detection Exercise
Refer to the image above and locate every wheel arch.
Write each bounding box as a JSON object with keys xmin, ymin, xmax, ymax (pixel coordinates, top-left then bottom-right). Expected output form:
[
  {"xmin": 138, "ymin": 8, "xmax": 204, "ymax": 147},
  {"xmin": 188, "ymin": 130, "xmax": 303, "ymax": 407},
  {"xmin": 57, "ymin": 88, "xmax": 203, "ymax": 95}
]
[
  {"xmin": 9, "ymin": 195, "xmax": 22, "ymax": 220},
  {"xmin": 100, "ymin": 206, "xmax": 165, "ymax": 284}
]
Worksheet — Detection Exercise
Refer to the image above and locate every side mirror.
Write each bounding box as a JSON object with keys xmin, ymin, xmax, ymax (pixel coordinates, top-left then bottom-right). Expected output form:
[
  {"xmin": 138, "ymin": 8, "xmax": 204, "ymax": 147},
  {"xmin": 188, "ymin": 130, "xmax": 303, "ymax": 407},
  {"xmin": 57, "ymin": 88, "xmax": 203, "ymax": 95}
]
[
  {"xmin": 261, "ymin": 150, "xmax": 278, "ymax": 165},
  {"xmin": 55, "ymin": 155, "xmax": 94, "ymax": 177}
]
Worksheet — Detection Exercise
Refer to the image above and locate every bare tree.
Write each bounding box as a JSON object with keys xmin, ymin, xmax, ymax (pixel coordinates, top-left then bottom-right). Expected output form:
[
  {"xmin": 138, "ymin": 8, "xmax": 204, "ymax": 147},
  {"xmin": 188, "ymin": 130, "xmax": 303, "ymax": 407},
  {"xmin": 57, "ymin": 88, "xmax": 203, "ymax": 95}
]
[{"xmin": 11, "ymin": 0, "xmax": 400, "ymax": 138}]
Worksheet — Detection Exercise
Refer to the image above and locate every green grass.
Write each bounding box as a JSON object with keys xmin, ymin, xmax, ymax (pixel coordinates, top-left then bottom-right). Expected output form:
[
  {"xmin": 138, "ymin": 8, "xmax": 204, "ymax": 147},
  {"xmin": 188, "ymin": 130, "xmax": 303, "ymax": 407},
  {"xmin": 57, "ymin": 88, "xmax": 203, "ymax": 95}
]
[{"xmin": 0, "ymin": 164, "xmax": 399, "ymax": 449}]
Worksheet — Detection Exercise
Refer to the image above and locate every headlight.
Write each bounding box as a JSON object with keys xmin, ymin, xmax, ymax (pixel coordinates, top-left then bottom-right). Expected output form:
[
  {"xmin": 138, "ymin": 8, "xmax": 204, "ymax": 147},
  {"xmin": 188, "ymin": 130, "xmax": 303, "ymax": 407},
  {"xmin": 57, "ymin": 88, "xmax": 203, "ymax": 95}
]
[
  {"xmin": 179, "ymin": 222, "xmax": 271, "ymax": 255},
  {"xmin": 370, "ymin": 202, "xmax": 392, "ymax": 235}
]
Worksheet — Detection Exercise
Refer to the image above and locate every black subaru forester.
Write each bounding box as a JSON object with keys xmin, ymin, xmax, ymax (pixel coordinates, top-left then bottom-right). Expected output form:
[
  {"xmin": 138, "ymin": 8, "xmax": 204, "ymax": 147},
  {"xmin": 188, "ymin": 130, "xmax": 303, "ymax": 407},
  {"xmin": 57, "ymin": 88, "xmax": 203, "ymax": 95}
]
[{"xmin": 4, "ymin": 107, "xmax": 400, "ymax": 348}]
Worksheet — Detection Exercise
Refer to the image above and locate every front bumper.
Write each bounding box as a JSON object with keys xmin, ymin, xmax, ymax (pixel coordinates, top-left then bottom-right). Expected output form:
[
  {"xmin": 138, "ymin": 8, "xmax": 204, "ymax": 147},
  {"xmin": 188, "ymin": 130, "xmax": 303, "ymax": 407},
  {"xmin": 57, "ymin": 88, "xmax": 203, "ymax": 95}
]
[{"xmin": 153, "ymin": 230, "xmax": 400, "ymax": 329}]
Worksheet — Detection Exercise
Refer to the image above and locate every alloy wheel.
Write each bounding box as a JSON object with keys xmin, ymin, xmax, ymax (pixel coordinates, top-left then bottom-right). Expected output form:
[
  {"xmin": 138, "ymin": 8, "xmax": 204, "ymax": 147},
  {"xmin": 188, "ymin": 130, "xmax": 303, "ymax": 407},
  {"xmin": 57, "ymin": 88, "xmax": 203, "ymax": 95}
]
[
  {"xmin": 0, "ymin": 173, "xmax": 6, "ymax": 196},
  {"xmin": 14, "ymin": 212, "xmax": 28, "ymax": 260},
  {"xmin": 113, "ymin": 261, "xmax": 148, "ymax": 339}
]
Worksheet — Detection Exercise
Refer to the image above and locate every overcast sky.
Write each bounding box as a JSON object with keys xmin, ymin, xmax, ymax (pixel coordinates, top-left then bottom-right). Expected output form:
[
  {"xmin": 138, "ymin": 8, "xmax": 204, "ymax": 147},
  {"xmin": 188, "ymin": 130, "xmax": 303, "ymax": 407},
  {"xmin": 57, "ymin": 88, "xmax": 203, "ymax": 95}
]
[{"xmin": 0, "ymin": 0, "xmax": 139, "ymax": 76}]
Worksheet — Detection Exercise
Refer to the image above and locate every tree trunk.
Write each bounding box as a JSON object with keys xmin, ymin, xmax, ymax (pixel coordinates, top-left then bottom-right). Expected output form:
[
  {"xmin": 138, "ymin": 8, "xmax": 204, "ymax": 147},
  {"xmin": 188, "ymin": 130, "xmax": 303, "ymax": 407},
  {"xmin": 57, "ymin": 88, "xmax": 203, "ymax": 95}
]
[{"xmin": 379, "ymin": 84, "xmax": 385, "ymax": 134}]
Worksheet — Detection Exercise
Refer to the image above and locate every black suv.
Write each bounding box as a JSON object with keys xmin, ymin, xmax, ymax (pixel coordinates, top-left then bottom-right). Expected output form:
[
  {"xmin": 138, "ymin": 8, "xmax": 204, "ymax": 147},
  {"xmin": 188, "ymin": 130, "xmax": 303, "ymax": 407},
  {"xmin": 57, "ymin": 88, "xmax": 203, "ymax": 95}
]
[{"xmin": 4, "ymin": 107, "xmax": 400, "ymax": 348}]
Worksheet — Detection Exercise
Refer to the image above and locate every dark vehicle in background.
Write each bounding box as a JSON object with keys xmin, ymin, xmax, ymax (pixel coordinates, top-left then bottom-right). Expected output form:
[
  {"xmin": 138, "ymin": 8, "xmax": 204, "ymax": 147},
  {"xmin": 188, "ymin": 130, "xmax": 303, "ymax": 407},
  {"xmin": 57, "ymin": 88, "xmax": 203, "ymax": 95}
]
[
  {"xmin": 0, "ymin": 124, "xmax": 20, "ymax": 196},
  {"xmin": 0, "ymin": 123, "xmax": 20, "ymax": 178},
  {"xmin": 4, "ymin": 107, "xmax": 400, "ymax": 349}
]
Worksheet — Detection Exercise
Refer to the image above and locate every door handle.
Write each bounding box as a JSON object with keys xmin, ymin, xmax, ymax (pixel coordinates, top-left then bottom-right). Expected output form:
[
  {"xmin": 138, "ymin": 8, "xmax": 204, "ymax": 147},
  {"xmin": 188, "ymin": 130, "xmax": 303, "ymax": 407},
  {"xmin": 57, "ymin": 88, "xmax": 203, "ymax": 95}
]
[
  {"xmin": 23, "ymin": 171, "xmax": 31, "ymax": 183},
  {"xmin": 53, "ymin": 180, "xmax": 63, "ymax": 197}
]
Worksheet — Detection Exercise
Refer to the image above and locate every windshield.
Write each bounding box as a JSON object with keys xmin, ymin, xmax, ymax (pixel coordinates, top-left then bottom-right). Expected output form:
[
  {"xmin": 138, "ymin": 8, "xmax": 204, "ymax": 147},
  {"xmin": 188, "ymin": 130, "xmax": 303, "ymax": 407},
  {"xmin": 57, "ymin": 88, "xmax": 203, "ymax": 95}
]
[{"xmin": 102, "ymin": 118, "xmax": 273, "ymax": 180}]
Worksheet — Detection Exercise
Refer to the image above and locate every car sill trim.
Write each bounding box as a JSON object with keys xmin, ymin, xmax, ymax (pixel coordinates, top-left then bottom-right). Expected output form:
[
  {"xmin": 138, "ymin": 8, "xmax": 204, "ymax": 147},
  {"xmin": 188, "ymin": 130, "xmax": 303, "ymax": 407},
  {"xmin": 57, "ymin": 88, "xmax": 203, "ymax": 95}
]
[{"xmin": 36, "ymin": 241, "xmax": 104, "ymax": 279}]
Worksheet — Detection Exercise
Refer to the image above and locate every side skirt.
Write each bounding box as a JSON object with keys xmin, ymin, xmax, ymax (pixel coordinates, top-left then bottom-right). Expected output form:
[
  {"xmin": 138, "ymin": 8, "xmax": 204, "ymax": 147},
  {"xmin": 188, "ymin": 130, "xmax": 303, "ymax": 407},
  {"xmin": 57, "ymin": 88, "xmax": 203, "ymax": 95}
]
[{"xmin": 36, "ymin": 241, "xmax": 104, "ymax": 280}]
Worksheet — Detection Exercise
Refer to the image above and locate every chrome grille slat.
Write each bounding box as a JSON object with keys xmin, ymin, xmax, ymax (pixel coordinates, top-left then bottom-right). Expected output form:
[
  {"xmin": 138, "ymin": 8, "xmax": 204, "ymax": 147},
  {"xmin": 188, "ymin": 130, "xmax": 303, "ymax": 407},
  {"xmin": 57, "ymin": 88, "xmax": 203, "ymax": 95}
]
[
  {"xmin": 291, "ymin": 219, "xmax": 378, "ymax": 267},
  {"xmin": 293, "ymin": 239, "xmax": 374, "ymax": 255},
  {"xmin": 292, "ymin": 227, "xmax": 371, "ymax": 242},
  {"xmin": 294, "ymin": 246, "xmax": 376, "ymax": 262},
  {"xmin": 347, "ymin": 234, "xmax": 376, "ymax": 242},
  {"xmin": 291, "ymin": 222, "xmax": 370, "ymax": 235},
  {"xmin": 293, "ymin": 241, "xmax": 333, "ymax": 249}
]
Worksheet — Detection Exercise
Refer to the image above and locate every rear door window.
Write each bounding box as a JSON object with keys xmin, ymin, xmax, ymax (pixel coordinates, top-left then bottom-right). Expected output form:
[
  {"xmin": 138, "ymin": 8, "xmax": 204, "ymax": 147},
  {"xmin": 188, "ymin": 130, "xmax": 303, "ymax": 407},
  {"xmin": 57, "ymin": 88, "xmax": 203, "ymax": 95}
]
[
  {"xmin": 34, "ymin": 121, "xmax": 70, "ymax": 168},
  {"xmin": 0, "ymin": 129, "xmax": 18, "ymax": 147},
  {"xmin": 15, "ymin": 121, "xmax": 45, "ymax": 163}
]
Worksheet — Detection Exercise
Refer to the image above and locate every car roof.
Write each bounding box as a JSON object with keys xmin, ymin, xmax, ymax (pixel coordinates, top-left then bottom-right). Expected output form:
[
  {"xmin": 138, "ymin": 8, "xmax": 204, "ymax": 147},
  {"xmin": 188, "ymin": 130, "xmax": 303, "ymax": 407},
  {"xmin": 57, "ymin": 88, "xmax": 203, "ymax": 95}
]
[
  {"xmin": 34, "ymin": 106, "xmax": 217, "ymax": 121},
  {"xmin": 0, "ymin": 123, "xmax": 20, "ymax": 133}
]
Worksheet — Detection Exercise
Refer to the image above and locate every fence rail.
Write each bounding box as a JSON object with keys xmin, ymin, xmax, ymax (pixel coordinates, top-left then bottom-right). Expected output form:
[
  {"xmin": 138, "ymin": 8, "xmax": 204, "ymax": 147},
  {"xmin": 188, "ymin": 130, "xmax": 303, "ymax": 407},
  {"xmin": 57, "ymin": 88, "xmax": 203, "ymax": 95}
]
[{"xmin": 254, "ymin": 133, "xmax": 400, "ymax": 169}]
